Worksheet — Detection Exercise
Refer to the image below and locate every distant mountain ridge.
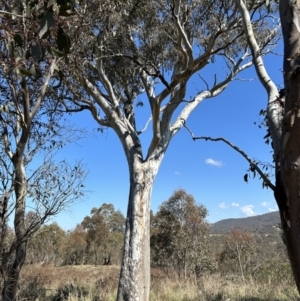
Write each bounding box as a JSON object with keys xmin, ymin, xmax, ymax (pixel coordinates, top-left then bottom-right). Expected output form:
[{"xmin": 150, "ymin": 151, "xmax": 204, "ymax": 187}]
[{"xmin": 210, "ymin": 211, "xmax": 280, "ymax": 234}]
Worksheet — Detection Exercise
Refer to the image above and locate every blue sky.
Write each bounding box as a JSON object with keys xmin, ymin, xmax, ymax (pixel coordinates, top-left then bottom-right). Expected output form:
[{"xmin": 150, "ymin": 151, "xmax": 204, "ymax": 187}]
[{"xmin": 51, "ymin": 44, "xmax": 283, "ymax": 230}]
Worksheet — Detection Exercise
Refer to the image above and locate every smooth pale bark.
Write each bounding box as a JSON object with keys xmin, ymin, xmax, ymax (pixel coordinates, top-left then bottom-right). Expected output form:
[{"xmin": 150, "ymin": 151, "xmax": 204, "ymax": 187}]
[
  {"xmin": 117, "ymin": 156, "xmax": 161, "ymax": 301},
  {"xmin": 237, "ymin": 0, "xmax": 300, "ymax": 293},
  {"xmin": 105, "ymin": 59, "xmax": 251, "ymax": 301},
  {"xmin": 235, "ymin": 0, "xmax": 282, "ymax": 158},
  {"xmin": 278, "ymin": 0, "xmax": 300, "ymax": 293}
]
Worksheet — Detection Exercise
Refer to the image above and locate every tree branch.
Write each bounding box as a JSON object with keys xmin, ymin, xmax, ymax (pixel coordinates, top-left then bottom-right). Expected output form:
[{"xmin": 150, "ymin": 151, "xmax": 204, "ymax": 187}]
[
  {"xmin": 172, "ymin": 0, "xmax": 193, "ymax": 72},
  {"xmin": 62, "ymin": 81, "xmax": 109, "ymax": 127},
  {"xmin": 31, "ymin": 60, "xmax": 56, "ymax": 119},
  {"xmin": 146, "ymin": 97, "xmax": 161, "ymax": 160},
  {"xmin": 0, "ymin": 10, "xmax": 24, "ymax": 18},
  {"xmin": 170, "ymin": 55, "xmax": 252, "ymax": 136},
  {"xmin": 95, "ymin": 59, "xmax": 121, "ymax": 114},
  {"xmin": 235, "ymin": 0, "xmax": 282, "ymax": 158},
  {"xmin": 182, "ymin": 121, "xmax": 275, "ymax": 191}
]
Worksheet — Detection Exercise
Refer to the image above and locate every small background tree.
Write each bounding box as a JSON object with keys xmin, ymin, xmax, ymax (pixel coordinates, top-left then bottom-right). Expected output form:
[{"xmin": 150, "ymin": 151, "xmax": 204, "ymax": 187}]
[
  {"xmin": 81, "ymin": 204, "xmax": 125, "ymax": 265},
  {"xmin": 151, "ymin": 189, "xmax": 216, "ymax": 284},
  {"xmin": 218, "ymin": 228, "xmax": 257, "ymax": 283}
]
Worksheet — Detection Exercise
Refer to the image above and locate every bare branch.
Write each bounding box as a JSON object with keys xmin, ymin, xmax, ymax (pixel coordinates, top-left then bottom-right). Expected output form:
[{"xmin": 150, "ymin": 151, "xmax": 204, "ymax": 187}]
[
  {"xmin": 171, "ymin": 55, "xmax": 252, "ymax": 136},
  {"xmin": 172, "ymin": 0, "xmax": 193, "ymax": 72},
  {"xmin": 0, "ymin": 10, "xmax": 24, "ymax": 18},
  {"xmin": 95, "ymin": 59, "xmax": 121, "ymax": 112},
  {"xmin": 78, "ymin": 73, "xmax": 115, "ymax": 120},
  {"xmin": 146, "ymin": 97, "xmax": 161, "ymax": 160},
  {"xmin": 236, "ymin": 0, "xmax": 277, "ymax": 94},
  {"xmin": 182, "ymin": 121, "xmax": 275, "ymax": 191},
  {"xmin": 62, "ymin": 81, "xmax": 109, "ymax": 127},
  {"xmin": 31, "ymin": 60, "xmax": 57, "ymax": 119},
  {"xmin": 141, "ymin": 70, "xmax": 155, "ymax": 101}
]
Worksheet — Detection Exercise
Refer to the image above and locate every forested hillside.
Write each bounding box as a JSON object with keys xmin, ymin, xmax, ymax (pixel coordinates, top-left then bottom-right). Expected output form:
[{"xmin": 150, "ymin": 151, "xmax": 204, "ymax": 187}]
[
  {"xmin": 209, "ymin": 211, "xmax": 286, "ymax": 278},
  {"xmin": 210, "ymin": 211, "xmax": 280, "ymax": 234}
]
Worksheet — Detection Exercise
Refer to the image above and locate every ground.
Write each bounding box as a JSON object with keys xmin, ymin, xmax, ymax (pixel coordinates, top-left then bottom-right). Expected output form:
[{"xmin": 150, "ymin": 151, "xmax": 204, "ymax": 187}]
[{"xmin": 19, "ymin": 264, "xmax": 299, "ymax": 301}]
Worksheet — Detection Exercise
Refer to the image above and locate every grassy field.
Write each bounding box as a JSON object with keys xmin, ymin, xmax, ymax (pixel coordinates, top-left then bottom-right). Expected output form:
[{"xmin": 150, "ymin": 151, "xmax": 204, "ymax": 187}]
[{"xmin": 19, "ymin": 265, "xmax": 299, "ymax": 301}]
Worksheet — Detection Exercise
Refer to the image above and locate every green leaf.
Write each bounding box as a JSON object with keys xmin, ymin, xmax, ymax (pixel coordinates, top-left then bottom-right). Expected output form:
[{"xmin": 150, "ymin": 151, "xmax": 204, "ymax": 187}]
[
  {"xmin": 58, "ymin": 70, "xmax": 64, "ymax": 79},
  {"xmin": 25, "ymin": 49, "xmax": 31, "ymax": 59},
  {"xmin": 243, "ymin": 174, "xmax": 248, "ymax": 183},
  {"xmin": 39, "ymin": 11, "xmax": 55, "ymax": 39},
  {"xmin": 26, "ymin": 5, "xmax": 31, "ymax": 17},
  {"xmin": 52, "ymin": 49, "xmax": 65, "ymax": 57},
  {"xmin": 56, "ymin": 27, "xmax": 71, "ymax": 53},
  {"xmin": 56, "ymin": 0, "xmax": 69, "ymax": 5},
  {"xmin": 29, "ymin": 64, "xmax": 37, "ymax": 78},
  {"xmin": 53, "ymin": 69, "xmax": 64, "ymax": 89},
  {"xmin": 14, "ymin": 34, "xmax": 23, "ymax": 47},
  {"xmin": 6, "ymin": 37, "xmax": 14, "ymax": 52},
  {"xmin": 18, "ymin": 68, "xmax": 32, "ymax": 77},
  {"xmin": 31, "ymin": 42, "xmax": 43, "ymax": 61},
  {"xmin": 17, "ymin": 65, "xmax": 41, "ymax": 79},
  {"xmin": 26, "ymin": 0, "xmax": 39, "ymax": 16},
  {"xmin": 47, "ymin": 0, "xmax": 56, "ymax": 8}
]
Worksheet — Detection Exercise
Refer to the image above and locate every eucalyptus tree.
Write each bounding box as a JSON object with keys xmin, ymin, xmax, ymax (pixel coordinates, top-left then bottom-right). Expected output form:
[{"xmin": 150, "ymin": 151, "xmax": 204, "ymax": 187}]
[
  {"xmin": 54, "ymin": 1, "xmax": 278, "ymax": 300},
  {"xmin": 0, "ymin": 0, "xmax": 87, "ymax": 299},
  {"xmin": 82, "ymin": 208, "xmax": 109, "ymax": 265},
  {"xmin": 151, "ymin": 189, "xmax": 214, "ymax": 280},
  {"xmin": 180, "ymin": 0, "xmax": 300, "ymax": 293},
  {"xmin": 26, "ymin": 222, "xmax": 67, "ymax": 265},
  {"xmin": 219, "ymin": 229, "xmax": 257, "ymax": 283},
  {"xmin": 82, "ymin": 204, "xmax": 125, "ymax": 265},
  {"xmin": 62, "ymin": 225, "xmax": 88, "ymax": 265},
  {"xmin": 178, "ymin": 0, "xmax": 300, "ymax": 294},
  {"xmin": 98, "ymin": 204, "xmax": 125, "ymax": 264},
  {"xmin": 231, "ymin": 0, "xmax": 300, "ymax": 293}
]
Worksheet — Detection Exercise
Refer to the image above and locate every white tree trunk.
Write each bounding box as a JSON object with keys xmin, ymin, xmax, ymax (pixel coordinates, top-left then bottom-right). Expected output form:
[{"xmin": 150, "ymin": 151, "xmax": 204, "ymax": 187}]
[
  {"xmin": 237, "ymin": 0, "xmax": 300, "ymax": 293},
  {"xmin": 117, "ymin": 157, "xmax": 161, "ymax": 301}
]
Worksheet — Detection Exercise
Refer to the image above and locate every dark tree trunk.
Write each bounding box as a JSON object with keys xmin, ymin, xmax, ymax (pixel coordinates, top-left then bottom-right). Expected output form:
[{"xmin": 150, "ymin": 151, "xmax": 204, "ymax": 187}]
[
  {"xmin": 3, "ymin": 158, "xmax": 27, "ymax": 301},
  {"xmin": 278, "ymin": 0, "xmax": 300, "ymax": 294}
]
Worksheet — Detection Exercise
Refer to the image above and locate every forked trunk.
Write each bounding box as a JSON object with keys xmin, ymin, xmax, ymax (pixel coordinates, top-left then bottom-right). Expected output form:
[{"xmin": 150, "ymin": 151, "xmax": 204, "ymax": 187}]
[{"xmin": 117, "ymin": 158, "xmax": 160, "ymax": 301}]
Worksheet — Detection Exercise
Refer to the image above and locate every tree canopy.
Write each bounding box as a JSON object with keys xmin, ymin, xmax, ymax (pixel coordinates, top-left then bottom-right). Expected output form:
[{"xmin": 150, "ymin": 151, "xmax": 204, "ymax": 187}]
[{"xmin": 3, "ymin": 0, "xmax": 300, "ymax": 300}]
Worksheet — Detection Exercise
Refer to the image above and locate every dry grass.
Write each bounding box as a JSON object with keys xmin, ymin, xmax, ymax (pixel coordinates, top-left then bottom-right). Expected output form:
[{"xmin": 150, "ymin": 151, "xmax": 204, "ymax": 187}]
[
  {"xmin": 150, "ymin": 273, "xmax": 299, "ymax": 301},
  {"xmin": 20, "ymin": 265, "xmax": 119, "ymax": 301},
  {"xmin": 19, "ymin": 265, "xmax": 299, "ymax": 301}
]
